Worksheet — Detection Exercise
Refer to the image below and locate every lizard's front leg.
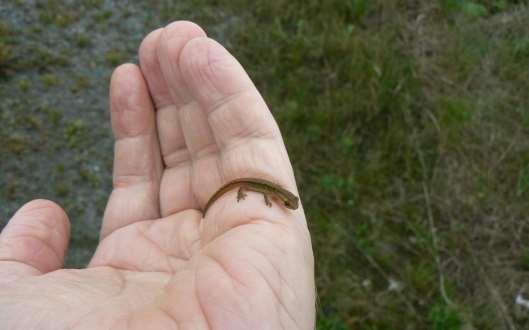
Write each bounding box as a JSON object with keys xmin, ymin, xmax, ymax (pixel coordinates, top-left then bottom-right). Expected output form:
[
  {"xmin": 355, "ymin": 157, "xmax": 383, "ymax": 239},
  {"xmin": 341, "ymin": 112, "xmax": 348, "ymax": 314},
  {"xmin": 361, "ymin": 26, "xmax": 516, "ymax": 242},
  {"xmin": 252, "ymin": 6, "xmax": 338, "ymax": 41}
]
[{"xmin": 237, "ymin": 187, "xmax": 247, "ymax": 202}]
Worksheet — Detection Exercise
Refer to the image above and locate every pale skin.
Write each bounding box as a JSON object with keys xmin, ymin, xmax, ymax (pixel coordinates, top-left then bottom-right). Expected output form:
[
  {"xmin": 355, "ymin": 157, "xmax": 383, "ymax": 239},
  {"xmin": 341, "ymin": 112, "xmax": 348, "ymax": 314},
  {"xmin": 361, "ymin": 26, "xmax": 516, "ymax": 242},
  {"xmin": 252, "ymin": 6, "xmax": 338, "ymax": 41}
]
[{"xmin": 0, "ymin": 21, "xmax": 315, "ymax": 330}]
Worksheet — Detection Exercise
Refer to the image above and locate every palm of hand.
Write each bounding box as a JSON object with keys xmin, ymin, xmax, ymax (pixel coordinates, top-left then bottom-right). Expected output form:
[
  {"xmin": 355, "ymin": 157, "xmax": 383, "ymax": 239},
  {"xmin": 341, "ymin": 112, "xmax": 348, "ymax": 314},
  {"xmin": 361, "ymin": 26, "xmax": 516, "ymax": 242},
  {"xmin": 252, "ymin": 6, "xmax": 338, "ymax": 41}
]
[{"xmin": 0, "ymin": 22, "xmax": 314, "ymax": 330}]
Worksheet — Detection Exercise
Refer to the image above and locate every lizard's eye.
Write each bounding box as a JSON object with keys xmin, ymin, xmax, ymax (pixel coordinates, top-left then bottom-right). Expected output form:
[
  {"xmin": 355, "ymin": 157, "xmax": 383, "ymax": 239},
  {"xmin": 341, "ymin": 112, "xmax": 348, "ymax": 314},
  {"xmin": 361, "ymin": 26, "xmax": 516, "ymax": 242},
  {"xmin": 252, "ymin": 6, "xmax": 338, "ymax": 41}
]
[{"xmin": 285, "ymin": 197, "xmax": 299, "ymax": 209}]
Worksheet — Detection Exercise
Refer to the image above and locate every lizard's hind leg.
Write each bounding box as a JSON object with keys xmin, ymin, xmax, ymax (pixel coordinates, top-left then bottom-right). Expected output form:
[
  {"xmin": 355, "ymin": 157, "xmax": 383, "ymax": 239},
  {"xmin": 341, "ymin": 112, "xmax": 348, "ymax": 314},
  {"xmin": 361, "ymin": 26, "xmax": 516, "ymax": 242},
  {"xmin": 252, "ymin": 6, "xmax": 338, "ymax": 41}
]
[{"xmin": 263, "ymin": 193, "xmax": 272, "ymax": 207}]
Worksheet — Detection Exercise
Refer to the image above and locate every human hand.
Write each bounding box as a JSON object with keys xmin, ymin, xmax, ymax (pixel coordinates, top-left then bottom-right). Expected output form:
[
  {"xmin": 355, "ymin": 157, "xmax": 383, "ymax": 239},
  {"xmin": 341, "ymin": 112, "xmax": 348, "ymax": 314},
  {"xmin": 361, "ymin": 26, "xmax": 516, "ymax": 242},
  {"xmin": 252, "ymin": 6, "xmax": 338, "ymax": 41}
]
[{"xmin": 0, "ymin": 21, "xmax": 315, "ymax": 329}]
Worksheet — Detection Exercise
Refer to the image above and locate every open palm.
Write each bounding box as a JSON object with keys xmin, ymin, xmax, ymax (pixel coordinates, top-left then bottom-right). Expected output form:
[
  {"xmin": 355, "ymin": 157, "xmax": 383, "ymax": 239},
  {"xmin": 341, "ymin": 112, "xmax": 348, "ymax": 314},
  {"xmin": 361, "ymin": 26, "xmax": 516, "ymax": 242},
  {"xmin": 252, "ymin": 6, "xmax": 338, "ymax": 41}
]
[{"xmin": 0, "ymin": 21, "xmax": 315, "ymax": 330}]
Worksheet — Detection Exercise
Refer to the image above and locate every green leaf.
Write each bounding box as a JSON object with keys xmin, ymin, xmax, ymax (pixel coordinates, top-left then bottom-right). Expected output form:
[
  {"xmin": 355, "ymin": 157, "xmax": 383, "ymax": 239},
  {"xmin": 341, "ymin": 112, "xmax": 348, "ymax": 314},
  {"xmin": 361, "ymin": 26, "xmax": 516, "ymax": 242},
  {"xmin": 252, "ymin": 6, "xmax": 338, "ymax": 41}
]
[{"xmin": 462, "ymin": 2, "xmax": 488, "ymax": 18}]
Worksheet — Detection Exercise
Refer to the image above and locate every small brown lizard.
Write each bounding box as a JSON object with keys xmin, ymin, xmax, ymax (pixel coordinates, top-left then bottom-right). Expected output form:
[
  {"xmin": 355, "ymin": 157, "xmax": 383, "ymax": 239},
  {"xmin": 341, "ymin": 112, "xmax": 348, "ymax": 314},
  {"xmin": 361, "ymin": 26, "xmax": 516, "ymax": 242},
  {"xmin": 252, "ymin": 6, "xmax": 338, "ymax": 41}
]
[{"xmin": 203, "ymin": 177, "xmax": 299, "ymax": 215}]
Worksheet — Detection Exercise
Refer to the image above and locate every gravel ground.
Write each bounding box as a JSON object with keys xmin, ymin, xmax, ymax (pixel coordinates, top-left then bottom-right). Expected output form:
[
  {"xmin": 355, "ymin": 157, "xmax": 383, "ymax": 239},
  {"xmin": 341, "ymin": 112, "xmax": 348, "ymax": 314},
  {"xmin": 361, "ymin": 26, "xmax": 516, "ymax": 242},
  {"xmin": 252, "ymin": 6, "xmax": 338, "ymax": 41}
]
[{"xmin": 0, "ymin": 0, "xmax": 228, "ymax": 267}]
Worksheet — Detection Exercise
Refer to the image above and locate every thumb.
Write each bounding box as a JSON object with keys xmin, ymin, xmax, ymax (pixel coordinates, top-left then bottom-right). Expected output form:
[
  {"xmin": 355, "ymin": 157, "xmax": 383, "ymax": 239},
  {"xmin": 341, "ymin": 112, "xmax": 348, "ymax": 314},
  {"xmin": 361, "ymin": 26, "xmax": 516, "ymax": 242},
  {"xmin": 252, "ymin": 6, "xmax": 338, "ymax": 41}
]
[{"xmin": 0, "ymin": 199, "xmax": 70, "ymax": 284}]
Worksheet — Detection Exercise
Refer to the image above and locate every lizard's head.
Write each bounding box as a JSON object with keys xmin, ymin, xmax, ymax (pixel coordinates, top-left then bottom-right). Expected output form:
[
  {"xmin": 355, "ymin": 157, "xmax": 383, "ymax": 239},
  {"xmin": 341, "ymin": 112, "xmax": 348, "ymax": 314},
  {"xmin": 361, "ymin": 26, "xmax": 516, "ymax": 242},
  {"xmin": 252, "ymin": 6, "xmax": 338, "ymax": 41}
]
[{"xmin": 284, "ymin": 196, "xmax": 299, "ymax": 210}]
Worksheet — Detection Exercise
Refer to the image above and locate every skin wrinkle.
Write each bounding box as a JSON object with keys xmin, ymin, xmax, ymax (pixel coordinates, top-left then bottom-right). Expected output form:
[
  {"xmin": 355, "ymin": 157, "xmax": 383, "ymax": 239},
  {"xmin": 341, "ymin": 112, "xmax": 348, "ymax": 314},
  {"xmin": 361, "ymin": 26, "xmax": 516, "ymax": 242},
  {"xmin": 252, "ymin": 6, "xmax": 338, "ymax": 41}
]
[
  {"xmin": 101, "ymin": 201, "xmax": 159, "ymax": 242},
  {"xmin": 112, "ymin": 178, "xmax": 157, "ymax": 191},
  {"xmin": 6, "ymin": 220, "xmax": 62, "ymax": 252},
  {"xmin": 155, "ymin": 110, "xmax": 186, "ymax": 162},
  {"xmin": 150, "ymin": 93, "xmax": 173, "ymax": 110},
  {"xmin": 205, "ymin": 39, "xmax": 236, "ymax": 71},
  {"xmin": 188, "ymin": 169, "xmax": 201, "ymax": 213},
  {"xmin": 17, "ymin": 201, "xmax": 60, "ymax": 214},
  {"xmin": 221, "ymin": 136, "xmax": 282, "ymax": 164},
  {"xmin": 201, "ymin": 253, "xmax": 247, "ymax": 293},
  {"xmin": 0, "ymin": 259, "xmax": 41, "ymax": 276},
  {"xmin": 161, "ymin": 147, "xmax": 191, "ymax": 168},
  {"xmin": 200, "ymin": 246, "xmax": 291, "ymax": 330},
  {"xmin": 158, "ymin": 139, "xmax": 186, "ymax": 166},
  {"xmin": 113, "ymin": 135, "xmax": 160, "ymax": 181},
  {"xmin": 106, "ymin": 267, "xmax": 128, "ymax": 299},
  {"xmin": 176, "ymin": 218, "xmax": 201, "ymax": 260},
  {"xmin": 193, "ymin": 265, "xmax": 213, "ymax": 330},
  {"xmin": 111, "ymin": 116, "xmax": 155, "ymax": 141},
  {"xmin": 189, "ymin": 153, "xmax": 217, "ymax": 211},
  {"xmin": 158, "ymin": 34, "xmax": 196, "ymax": 107},
  {"xmin": 104, "ymin": 191, "xmax": 160, "ymax": 219},
  {"xmin": 206, "ymin": 99, "xmax": 280, "ymax": 146},
  {"xmin": 203, "ymin": 86, "xmax": 254, "ymax": 116},
  {"xmin": 89, "ymin": 263, "xmax": 141, "ymax": 274},
  {"xmin": 140, "ymin": 71, "xmax": 173, "ymax": 110},
  {"xmin": 193, "ymin": 45, "xmax": 279, "ymax": 142},
  {"xmin": 137, "ymin": 221, "xmax": 200, "ymax": 273},
  {"xmin": 189, "ymin": 141, "xmax": 220, "ymax": 162},
  {"xmin": 245, "ymin": 219, "xmax": 291, "ymax": 256},
  {"xmin": 8, "ymin": 217, "xmax": 63, "ymax": 244},
  {"xmin": 157, "ymin": 305, "xmax": 181, "ymax": 330},
  {"xmin": 178, "ymin": 39, "xmax": 216, "ymax": 102},
  {"xmin": 38, "ymin": 216, "xmax": 68, "ymax": 247},
  {"xmin": 187, "ymin": 234, "xmax": 203, "ymax": 259},
  {"xmin": 158, "ymin": 183, "xmax": 199, "ymax": 218},
  {"xmin": 111, "ymin": 121, "xmax": 156, "ymax": 140},
  {"xmin": 200, "ymin": 233, "xmax": 293, "ymax": 326},
  {"xmin": 136, "ymin": 225, "xmax": 178, "ymax": 274},
  {"xmin": 201, "ymin": 213, "xmax": 290, "ymax": 247},
  {"xmin": 114, "ymin": 131, "xmax": 155, "ymax": 144},
  {"xmin": 154, "ymin": 104, "xmax": 179, "ymax": 122},
  {"xmin": 183, "ymin": 38, "xmax": 245, "ymax": 103},
  {"xmin": 68, "ymin": 267, "xmax": 128, "ymax": 300},
  {"xmin": 124, "ymin": 312, "xmax": 133, "ymax": 330},
  {"xmin": 110, "ymin": 69, "xmax": 148, "ymax": 108},
  {"xmin": 137, "ymin": 29, "xmax": 166, "ymax": 90},
  {"xmin": 93, "ymin": 226, "xmax": 146, "ymax": 268},
  {"xmin": 14, "ymin": 202, "xmax": 70, "ymax": 240},
  {"xmin": 69, "ymin": 306, "xmax": 102, "ymax": 329},
  {"xmin": 247, "ymin": 243, "xmax": 300, "ymax": 330},
  {"xmin": 179, "ymin": 99, "xmax": 213, "ymax": 139},
  {"xmin": 1, "ymin": 232, "xmax": 62, "ymax": 272},
  {"xmin": 211, "ymin": 152, "xmax": 226, "ymax": 202},
  {"xmin": 247, "ymin": 262, "xmax": 287, "ymax": 330},
  {"xmin": 217, "ymin": 129, "xmax": 280, "ymax": 155},
  {"xmin": 112, "ymin": 170, "xmax": 157, "ymax": 189},
  {"xmin": 242, "ymin": 224, "xmax": 308, "ymax": 329},
  {"xmin": 67, "ymin": 268, "xmax": 128, "ymax": 330}
]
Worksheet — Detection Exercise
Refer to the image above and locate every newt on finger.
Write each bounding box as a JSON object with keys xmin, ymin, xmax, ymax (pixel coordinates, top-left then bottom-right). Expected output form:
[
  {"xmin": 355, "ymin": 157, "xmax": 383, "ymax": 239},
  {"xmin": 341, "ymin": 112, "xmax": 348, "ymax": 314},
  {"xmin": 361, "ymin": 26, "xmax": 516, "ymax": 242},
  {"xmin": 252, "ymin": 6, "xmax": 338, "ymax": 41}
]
[{"xmin": 203, "ymin": 177, "xmax": 299, "ymax": 216}]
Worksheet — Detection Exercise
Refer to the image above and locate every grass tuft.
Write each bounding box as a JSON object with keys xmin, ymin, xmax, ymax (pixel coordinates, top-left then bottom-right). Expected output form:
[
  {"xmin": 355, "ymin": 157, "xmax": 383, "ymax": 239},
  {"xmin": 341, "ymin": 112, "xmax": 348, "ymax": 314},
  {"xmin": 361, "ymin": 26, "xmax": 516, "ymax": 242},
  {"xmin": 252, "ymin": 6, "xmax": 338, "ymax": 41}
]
[
  {"xmin": 105, "ymin": 49, "xmax": 127, "ymax": 66},
  {"xmin": 428, "ymin": 303, "xmax": 464, "ymax": 330}
]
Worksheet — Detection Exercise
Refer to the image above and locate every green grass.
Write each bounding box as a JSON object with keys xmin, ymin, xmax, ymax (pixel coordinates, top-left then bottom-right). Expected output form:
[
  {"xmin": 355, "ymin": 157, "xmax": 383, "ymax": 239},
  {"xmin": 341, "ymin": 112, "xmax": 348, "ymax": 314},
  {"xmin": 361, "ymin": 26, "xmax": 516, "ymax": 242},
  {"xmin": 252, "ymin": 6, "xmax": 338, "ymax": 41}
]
[
  {"xmin": 41, "ymin": 73, "xmax": 61, "ymax": 87},
  {"xmin": 190, "ymin": 0, "xmax": 529, "ymax": 327},
  {"xmin": 71, "ymin": 75, "xmax": 91, "ymax": 94},
  {"xmin": 75, "ymin": 33, "xmax": 92, "ymax": 48},
  {"xmin": 36, "ymin": 0, "xmax": 78, "ymax": 27},
  {"xmin": 2, "ymin": 0, "xmax": 529, "ymax": 328},
  {"xmin": 105, "ymin": 49, "xmax": 128, "ymax": 66},
  {"xmin": 64, "ymin": 119, "xmax": 88, "ymax": 149},
  {"xmin": 0, "ymin": 23, "xmax": 16, "ymax": 79},
  {"xmin": 428, "ymin": 303, "xmax": 463, "ymax": 330},
  {"xmin": 17, "ymin": 77, "xmax": 31, "ymax": 92}
]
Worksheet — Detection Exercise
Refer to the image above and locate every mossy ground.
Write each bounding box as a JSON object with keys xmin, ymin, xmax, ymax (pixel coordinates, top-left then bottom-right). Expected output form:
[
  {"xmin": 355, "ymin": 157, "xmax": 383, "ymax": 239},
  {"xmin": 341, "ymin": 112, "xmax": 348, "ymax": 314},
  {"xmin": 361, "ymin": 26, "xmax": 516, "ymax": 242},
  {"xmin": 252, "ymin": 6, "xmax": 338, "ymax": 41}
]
[{"xmin": 1, "ymin": 0, "xmax": 529, "ymax": 328}]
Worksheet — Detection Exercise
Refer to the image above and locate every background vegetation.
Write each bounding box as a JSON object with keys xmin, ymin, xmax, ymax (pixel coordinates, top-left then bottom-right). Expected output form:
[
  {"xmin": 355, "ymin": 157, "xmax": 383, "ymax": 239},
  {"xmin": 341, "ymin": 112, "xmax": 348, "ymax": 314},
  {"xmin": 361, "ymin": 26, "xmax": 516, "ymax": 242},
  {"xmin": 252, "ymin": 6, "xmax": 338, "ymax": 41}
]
[{"xmin": 2, "ymin": 0, "xmax": 529, "ymax": 328}]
